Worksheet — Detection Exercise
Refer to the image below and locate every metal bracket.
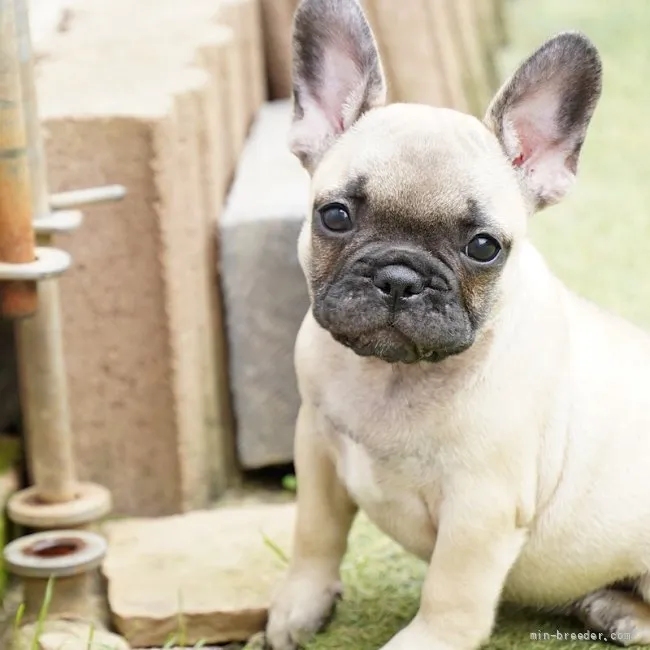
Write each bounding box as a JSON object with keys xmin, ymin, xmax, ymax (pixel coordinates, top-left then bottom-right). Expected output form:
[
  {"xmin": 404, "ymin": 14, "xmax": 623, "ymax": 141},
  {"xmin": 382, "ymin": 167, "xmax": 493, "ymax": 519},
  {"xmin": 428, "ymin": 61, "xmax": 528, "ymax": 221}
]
[
  {"xmin": 0, "ymin": 185, "xmax": 125, "ymax": 281},
  {"xmin": 0, "ymin": 247, "xmax": 71, "ymax": 281},
  {"xmin": 34, "ymin": 210, "xmax": 83, "ymax": 235},
  {"xmin": 30, "ymin": 184, "xmax": 127, "ymax": 236},
  {"xmin": 49, "ymin": 184, "xmax": 126, "ymax": 211}
]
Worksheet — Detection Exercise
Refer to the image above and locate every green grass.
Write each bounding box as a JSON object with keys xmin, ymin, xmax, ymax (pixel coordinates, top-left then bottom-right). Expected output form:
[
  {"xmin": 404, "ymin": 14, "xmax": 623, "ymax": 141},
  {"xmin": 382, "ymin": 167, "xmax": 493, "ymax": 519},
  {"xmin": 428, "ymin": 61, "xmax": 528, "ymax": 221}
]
[
  {"xmin": 6, "ymin": 577, "xmax": 208, "ymax": 650},
  {"xmin": 246, "ymin": 516, "xmax": 624, "ymax": 650},
  {"xmin": 248, "ymin": 2, "xmax": 650, "ymax": 649}
]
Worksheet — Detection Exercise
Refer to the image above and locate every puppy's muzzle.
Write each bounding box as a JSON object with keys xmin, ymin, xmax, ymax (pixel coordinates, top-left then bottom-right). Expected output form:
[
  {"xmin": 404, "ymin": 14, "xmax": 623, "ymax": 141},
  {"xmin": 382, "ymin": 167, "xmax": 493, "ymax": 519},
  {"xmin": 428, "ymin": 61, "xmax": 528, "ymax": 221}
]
[{"xmin": 312, "ymin": 246, "xmax": 473, "ymax": 364}]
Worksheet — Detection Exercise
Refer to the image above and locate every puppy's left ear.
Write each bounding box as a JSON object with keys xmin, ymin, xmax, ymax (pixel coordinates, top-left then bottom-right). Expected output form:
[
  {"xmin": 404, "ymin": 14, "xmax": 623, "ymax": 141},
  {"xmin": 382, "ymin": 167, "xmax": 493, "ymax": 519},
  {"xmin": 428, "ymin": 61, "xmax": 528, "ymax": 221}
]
[
  {"xmin": 484, "ymin": 32, "xmax": 602, "ymax": 211},
  {"xmin": 290, "ymin": 0, "xmax": 387, "ymax": 173}
]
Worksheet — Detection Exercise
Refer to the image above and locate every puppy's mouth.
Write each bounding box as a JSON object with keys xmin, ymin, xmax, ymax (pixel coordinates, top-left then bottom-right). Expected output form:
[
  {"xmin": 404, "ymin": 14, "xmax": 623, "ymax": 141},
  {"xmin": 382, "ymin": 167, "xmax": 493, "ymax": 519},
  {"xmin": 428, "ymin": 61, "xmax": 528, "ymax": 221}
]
[
  {"xmin": 314, "ymin": 288, "xmax": 474, "ymax": 364},
  {"xmin": 330, "ymin": 328, "xmax": 466, "ymax": 364}
]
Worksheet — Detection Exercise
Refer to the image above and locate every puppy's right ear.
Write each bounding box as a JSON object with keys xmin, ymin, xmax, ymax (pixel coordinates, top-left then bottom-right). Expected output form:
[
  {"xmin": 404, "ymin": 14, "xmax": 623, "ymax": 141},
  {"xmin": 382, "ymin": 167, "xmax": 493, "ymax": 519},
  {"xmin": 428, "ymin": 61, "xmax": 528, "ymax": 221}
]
[{"xmin": 290, "ymin": 0, "xmax": 387, "ymax": 173}]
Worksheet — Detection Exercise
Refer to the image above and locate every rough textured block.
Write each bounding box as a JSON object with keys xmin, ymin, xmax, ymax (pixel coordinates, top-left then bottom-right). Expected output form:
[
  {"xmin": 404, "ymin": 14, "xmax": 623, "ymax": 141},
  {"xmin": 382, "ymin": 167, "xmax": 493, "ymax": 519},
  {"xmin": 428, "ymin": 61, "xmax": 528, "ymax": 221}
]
[
  {"xmin": 256, "ymin": 0, "xmax": 487, "ymax": 109},
  {"xmin": 451, "ymin": 0, "xmax": 494, "ymax": 115},
  {"xmin": 220, "ymin": 100, "xmax": 310, "ymax": 469},
  {"xmin": 102, "ymin": 503, "xmax": 296, "ymax": 647},
  {"xmin": 425, "ymin": 0, "xmax": 470, "ymax": 112},
  {"xmin": 28, "ymin": 0, "xmax": 75, "ymax": 58},
  {"xmin": 34, "ymin": 0, "xmax": 265, "ymax": 516},
  {"xmin": 6, "ymin": 621, "xmax": 129, "ymax": 650},
  {"xmin": 364, "ymin": 0, "xmax": 449, "ymax": 106},
  {"xmin": 259, "ymin": 0, "xmax": 297, "ymax": 99}
]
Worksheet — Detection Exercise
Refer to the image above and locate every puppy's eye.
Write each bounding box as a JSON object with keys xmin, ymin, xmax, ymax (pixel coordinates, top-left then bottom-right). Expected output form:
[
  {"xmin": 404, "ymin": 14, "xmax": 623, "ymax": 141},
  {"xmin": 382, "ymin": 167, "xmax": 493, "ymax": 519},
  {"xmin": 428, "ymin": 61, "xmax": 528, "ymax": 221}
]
[
  {"xmin": 464, "ymin": 234, "xmax": 501, "ymax": 263},
  {"xmin": 319, "ymin": 203, "xmax": 353, "ymax": 232}
]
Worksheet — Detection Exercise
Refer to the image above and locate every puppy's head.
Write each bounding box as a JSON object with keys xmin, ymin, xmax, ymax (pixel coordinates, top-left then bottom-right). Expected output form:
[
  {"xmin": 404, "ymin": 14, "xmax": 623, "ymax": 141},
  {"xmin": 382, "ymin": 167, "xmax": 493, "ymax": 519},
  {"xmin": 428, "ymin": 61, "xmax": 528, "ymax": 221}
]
[{"xmin": 291, "ymin": 0, "xmax": 602, "ymax": 364}]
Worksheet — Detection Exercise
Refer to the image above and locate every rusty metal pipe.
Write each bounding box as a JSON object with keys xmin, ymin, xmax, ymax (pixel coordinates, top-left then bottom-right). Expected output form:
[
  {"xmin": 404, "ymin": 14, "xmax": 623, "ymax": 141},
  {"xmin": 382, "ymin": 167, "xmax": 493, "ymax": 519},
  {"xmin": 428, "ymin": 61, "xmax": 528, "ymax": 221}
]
[
  {"xmin": 0, "ymin": 0, "xmax": 37, "ymax": 318},
  {"xmin": 13, "ymin": 0, "xmax": 77, "ymax": 503}
]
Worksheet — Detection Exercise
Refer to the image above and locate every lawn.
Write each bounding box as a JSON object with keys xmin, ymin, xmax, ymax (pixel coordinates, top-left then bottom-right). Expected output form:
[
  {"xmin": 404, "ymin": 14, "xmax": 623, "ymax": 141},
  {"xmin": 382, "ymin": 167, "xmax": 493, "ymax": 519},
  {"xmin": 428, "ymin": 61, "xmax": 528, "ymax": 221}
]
[{"xmin": 250, "ymin": 2, "xmax": 650, "ymax": 649}]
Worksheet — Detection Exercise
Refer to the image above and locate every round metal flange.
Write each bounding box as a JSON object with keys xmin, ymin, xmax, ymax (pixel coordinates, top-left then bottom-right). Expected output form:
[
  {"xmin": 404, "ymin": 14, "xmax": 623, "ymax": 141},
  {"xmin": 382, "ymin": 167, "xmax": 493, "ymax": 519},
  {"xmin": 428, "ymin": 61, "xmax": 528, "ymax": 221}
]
[
  {"xmin": 3, "ymin": 529, "xmax": 107, "ymax": 579},
  {"xmin": 0, "ymin": 247, "xmax": 71, "ymax": 281},
  {"xmin": 7, "ymin": 482, "xmax": 112, "ymax": 529},
  {"xmin": 33, "ymin": 210, "xmax": 83, "ymax": 235}
]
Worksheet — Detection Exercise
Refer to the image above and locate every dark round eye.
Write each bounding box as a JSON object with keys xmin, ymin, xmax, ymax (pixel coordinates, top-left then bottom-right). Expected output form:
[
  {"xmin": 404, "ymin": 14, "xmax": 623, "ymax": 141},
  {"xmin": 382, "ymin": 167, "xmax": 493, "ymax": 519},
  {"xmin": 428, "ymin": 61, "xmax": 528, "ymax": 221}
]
[
  {"xmin": 464, "ymin": 234, "xmax": 501, "ymax": 263},
  {"xmin": 319, "ymin": 203, "xmax": 353, "ymax": 232}
]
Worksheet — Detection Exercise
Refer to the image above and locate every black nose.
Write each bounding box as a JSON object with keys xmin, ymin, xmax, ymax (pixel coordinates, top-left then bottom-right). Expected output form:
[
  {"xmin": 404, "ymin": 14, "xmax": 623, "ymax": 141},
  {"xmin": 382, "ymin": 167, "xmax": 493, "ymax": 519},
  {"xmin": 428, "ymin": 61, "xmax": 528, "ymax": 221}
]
[{"xmin": 373, "ymin": 265, "xmax": 425, "ymax": 301}]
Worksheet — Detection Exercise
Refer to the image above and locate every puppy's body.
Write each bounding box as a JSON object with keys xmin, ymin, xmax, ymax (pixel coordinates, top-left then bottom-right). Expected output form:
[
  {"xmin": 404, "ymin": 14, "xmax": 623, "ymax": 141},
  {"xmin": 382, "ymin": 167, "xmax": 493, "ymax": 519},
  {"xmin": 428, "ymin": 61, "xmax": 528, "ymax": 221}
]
[
  {"xmin": 266, "ymin": 3, "xmax": 650, "ymax": 649},
  {"xmin": 297, "ymin": 252, "xmax": 650, "ymax": 608}
]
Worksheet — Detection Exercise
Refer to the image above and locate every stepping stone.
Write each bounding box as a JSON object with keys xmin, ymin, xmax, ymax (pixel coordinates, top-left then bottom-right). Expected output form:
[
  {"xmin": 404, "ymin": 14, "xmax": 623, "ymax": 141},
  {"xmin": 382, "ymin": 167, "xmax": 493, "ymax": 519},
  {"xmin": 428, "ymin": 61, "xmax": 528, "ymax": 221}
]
[{"xmin": 102, "ymin": 502, "xmax": 296, "ymax": 647}]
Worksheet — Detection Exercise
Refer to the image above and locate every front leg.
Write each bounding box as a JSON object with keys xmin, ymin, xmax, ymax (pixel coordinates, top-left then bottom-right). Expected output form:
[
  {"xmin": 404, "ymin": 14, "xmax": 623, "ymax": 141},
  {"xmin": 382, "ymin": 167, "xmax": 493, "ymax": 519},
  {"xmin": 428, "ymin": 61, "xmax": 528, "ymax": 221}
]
[
  {"xmin": 266, "ymin": 403, "xmax": 357, "ymax": 650},
  {"xmin": 381, "ymin": 480, "xmax": 527, "ymax": 650}
]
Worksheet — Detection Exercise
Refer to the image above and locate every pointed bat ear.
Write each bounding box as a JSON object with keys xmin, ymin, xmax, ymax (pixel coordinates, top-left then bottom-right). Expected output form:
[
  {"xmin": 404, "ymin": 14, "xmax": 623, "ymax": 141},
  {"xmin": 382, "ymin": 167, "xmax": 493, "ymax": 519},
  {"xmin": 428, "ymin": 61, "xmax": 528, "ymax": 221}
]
[
  {"xmin": 484, "ymin": 32, "xmax": 602, "ymax": 211},
  {"xmin": 289, "ymin": 0, "xmax": 387, "ymax": 174}
]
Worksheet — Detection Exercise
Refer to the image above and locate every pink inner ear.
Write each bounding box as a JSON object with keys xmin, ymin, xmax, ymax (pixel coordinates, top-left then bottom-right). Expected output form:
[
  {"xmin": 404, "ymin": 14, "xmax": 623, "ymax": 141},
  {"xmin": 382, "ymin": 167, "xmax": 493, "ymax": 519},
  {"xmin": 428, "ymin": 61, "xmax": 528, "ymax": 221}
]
[
  {"xmin": 512, "ymin": 153, "xmax": 525, "ymax": 167},
  {"xmin": 319, "ymin": 44, "xmax": 366, "ymax": 132},
  {"xmin": 510, "ymin": 121, "xmax": 540, "ymax": 168},
  {"xmin": 508, "ymin": 85, "xmax": 564, "ymax": 168}
]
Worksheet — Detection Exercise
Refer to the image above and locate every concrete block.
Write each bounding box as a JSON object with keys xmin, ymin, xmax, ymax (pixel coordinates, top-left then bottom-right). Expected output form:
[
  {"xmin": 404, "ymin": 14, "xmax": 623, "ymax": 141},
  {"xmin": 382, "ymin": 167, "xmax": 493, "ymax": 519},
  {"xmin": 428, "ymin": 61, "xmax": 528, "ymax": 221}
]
[
  {"xmin": 34, "ymin": 0, "xmax": 265, "ymax": 516},
  {"xmin": 423, "ymin": 0, "xmax": 470, "ymax": 113},
  {"xmin": 102, "ymin": 503, "xmax": 296, "ymax": 647},
  {"xmin": 259, "ymin": 0, "xmax": 297, "ymax": 99},
  {"xmin": 6, "ymin": 621, "xmax": 129, "ymax": 650},
  {"xmin": 450, "ymin": 0, "xmax": 494, "ymax": 115},
  {"xmin": 220, "ymin": 100, "xmax": 310, "ymax": 469},
  {"xmin": 255, "ymin": 0, "xmax": 483, "ymax": 110},
  {"xmin": 364, "ymin": 0, "xmax": 449, "ymax": 106},
  {"xmin": 28, "ymin": 0, "xmax": 75, "ymax": 59}
]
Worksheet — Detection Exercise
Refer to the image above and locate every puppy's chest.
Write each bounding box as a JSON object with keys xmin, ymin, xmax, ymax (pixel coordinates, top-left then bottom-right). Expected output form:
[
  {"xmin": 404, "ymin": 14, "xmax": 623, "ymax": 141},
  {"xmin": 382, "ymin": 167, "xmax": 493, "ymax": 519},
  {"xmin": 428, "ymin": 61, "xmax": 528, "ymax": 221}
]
[
  {"xmin": 317, "ymin": 367, "xmax": 449, "ymax": 463},
  {"xmin": 315, "ymin": 378, "xmax": 442, "ymax": 559}
]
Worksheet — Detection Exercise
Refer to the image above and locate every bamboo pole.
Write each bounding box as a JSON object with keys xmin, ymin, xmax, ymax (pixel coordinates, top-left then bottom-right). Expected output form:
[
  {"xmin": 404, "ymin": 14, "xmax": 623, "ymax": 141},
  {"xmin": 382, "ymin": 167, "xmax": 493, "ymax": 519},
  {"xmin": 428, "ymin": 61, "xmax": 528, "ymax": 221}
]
[
  {"xmin": 0, "ymin": 0, "xmax": 37, "ymax": 318},
  {"xmin": 13, "ymin": 0, "xmax": 77, "ymax": 504}
]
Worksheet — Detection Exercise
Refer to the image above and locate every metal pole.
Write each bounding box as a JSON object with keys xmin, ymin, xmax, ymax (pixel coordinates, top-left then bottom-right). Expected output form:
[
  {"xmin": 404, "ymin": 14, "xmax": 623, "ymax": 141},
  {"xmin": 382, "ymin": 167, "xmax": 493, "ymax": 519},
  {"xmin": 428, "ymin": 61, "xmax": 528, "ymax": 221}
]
[
  {"xmin": 1, "ymin": 0, "xmax": 117, "ymax": 531},
  {"xmin": 0, "ymin": 0, "xmax": 38, "ymax": 318},
  {"xmin": 50, "ymin": 185, "xmax": 127, "ymax": 211},
  {"xmin": 13, "ymin": 0, "xmax": 77, "ymax": 504}
]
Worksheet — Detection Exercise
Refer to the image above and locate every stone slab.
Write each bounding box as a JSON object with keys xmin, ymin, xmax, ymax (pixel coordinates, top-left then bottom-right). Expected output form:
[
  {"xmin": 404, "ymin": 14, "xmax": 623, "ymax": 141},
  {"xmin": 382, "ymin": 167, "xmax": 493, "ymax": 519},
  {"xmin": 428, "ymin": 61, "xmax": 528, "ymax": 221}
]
[
  {"xmin": 6, "ymin": 621, "xmax": 130, "ymax": 650},
  {"xmin": 102, "ymin": 502, "xmax": 296, "ymax": 647}
]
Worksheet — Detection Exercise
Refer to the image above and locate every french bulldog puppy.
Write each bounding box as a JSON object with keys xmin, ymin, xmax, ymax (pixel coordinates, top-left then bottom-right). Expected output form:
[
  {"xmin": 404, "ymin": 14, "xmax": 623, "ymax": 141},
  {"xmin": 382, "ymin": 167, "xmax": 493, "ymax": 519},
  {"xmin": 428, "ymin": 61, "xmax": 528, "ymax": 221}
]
[{"xmin": 265, "ymin": 1, "xmax": 650, "ymax": 649}]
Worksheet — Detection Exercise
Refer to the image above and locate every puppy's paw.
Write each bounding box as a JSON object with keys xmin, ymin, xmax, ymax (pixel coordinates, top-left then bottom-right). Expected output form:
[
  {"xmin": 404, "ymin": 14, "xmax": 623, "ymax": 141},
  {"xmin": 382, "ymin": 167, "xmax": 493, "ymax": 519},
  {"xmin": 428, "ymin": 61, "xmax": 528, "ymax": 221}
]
[
  {"xmin": 574, "ymin": 588, "xmax": 650, "ymax": 646},
  {"xmin": 265, "ymin": 572, "xmax": 342, "ymax": 650},
  {"xmin": 379, "ymin": 619, "xmax": 451, "ymax": 650}
]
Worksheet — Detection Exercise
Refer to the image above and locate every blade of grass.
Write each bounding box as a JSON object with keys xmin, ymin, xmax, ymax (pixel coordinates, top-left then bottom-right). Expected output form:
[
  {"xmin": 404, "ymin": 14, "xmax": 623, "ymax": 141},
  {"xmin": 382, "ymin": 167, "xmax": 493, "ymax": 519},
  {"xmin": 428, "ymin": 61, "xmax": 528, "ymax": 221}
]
[
  {"xmin": 13, "ymin": 602, "xmax": 26, "ymax": 632},
  {"xmin": 30, "ymin": 575, "xmax": 55, "ymax": 650},
  {"xmin": 177, "ymin": 590, "xmax": 186, "ymax": 648},
  {"xmin": 281, "ymin": 475, "xmax": 297, "ymax": 492},
  {"xmin": 260, "ymin": 530, "xmax": 289, "ymax": 565},
  {"xmin": 86, "ymin": 623, "xmax": 95, "ymax": 650}
]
